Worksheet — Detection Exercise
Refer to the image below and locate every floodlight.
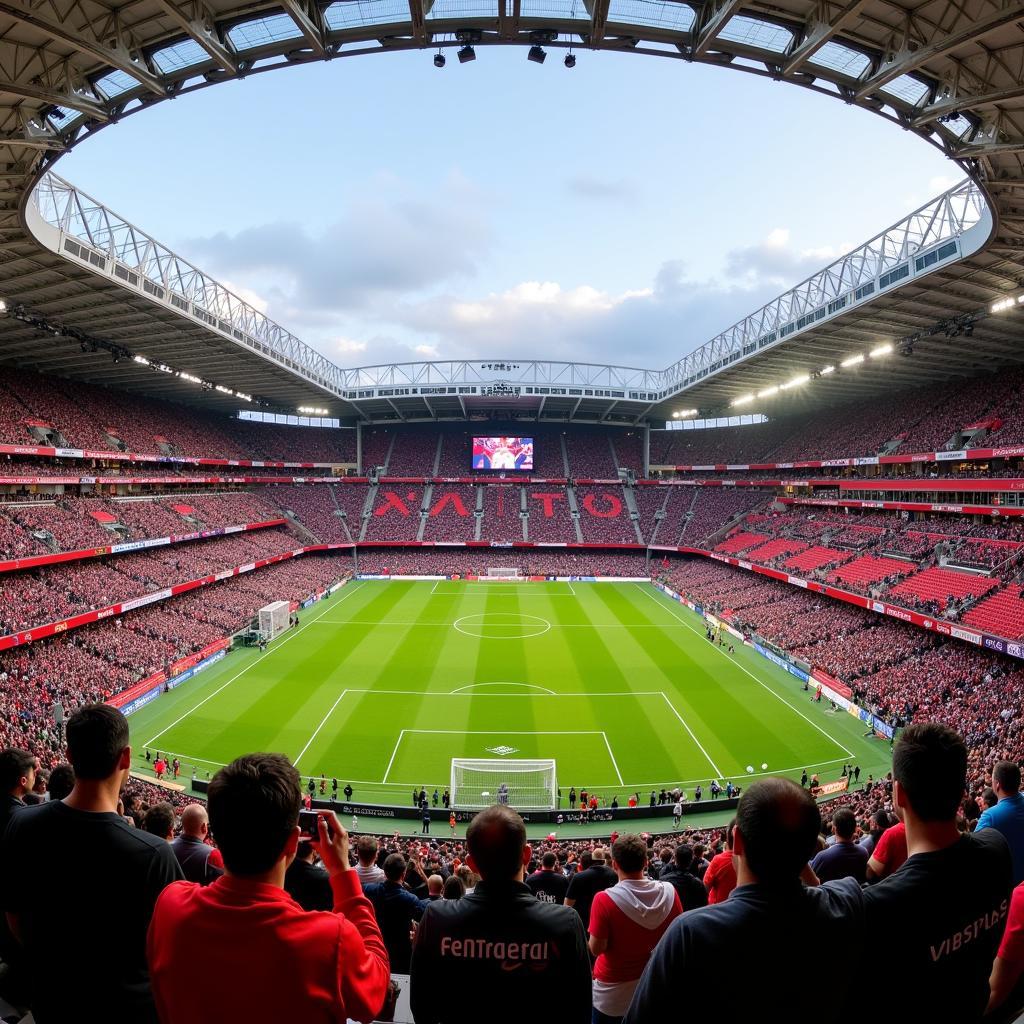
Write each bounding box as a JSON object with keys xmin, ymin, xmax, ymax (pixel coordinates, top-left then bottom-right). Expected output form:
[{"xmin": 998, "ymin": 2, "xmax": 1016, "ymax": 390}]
[
  {"xmin": 528, "ymin": 45, "xmax": 546, "ymax": 63},
  {"xmin": 434, "ymin": 52, "xmax": 446, "ymax": 67},
  {"xmin": 564, "ymin": 53, "xmax": 576, "ymax": 67},
  {"xmin": 458, "ymin": 45, "xmax": 475, "ymax": 62}
]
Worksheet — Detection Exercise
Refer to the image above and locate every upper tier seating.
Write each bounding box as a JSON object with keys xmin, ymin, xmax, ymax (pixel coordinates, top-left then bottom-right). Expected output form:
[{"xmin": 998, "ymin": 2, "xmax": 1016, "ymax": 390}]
[
  {"xmin": 888, "ymin": 566, "xmax": 999, "ymax": 611},
  {"xmin": 962, "ymin": 584, "xmax": 1024, "ymax": 639}
]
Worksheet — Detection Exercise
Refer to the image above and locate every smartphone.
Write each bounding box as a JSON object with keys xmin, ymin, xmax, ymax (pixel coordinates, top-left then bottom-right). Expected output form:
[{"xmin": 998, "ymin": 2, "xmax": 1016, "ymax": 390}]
[{"xmin": 299, "ymin": 810, "xmax": 320, "ymax": 837}]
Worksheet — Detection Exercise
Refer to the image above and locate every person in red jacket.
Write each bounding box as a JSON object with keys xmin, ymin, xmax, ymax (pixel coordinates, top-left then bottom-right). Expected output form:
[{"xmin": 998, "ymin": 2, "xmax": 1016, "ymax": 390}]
[
  {"xmin": 147, "ymin": 753, "xmax": 390, "ymax": 1024},
  {"xmin": 703, "ymin": 821, "xmax": 737, "ymax": 904}
]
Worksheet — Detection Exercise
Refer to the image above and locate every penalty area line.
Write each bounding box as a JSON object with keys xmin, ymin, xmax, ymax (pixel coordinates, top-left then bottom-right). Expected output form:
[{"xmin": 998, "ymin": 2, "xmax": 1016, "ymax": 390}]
[
  {"xmin": 294, "ymin": 689, "xmax": 350, "ymax": 768},
  {"xmin": 602, "ymin": 732, "xmax": 625, "ymax": 786}
]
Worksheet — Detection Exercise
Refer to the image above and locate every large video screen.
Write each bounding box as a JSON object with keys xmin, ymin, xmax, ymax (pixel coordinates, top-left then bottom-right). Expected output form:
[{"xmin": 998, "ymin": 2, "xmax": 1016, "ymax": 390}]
[{"xmin": 472, "ymin": 436, "xmax": 534, "ymax": 471}]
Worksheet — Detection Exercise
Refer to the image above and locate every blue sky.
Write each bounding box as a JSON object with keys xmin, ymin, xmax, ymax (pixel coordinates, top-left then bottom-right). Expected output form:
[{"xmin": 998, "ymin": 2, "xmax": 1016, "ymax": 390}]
[{"xmin": 60, "ymin": 47, "xmax": 955, "ymax": 370}]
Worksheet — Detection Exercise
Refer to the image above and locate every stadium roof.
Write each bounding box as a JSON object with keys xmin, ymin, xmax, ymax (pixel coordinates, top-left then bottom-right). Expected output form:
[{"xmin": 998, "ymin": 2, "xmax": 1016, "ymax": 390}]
[{"xmin": 1, "ymin": 0, "xmax": 1024, "ymax": 425}]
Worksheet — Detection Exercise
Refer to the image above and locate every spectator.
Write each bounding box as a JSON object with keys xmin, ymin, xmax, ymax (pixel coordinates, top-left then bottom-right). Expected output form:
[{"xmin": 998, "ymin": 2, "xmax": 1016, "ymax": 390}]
[
  {"xmin": 0, "ymin": 748, "xmax": 36, "ymax": 834},
  {"xmin": 589, "ymin": 834, "xmax": 681, "ymax": 1024},
  {"xmin": 0, "ymin": 704, "xmax": 182, "ymax": 1023},
  {"xmin": 442, "ymin": 875, "xmax": 465, "ymax": 900},
  {"xmin": 364, "ymin": 853, "xmax": 428, "ymax": 973},
  {"xmin": 147, "ymin": 754, "xmax": 389, "ymax": 1024},
  {"xmin": 171, "ymin": 803, "xmax": 224, "ymax": 885},
  {"xmin": 45, "ymin": 762, "xmax": 74, "ymax": 801},
  {"xmin": 526, "ymin": 850, "xmax": 569, "ymax": 905},
  {"xmin": 858, "ymin": 809, "xmax": 890, "ymax": 857},
  {"xmin": 142, "ymin": 801, "xmax": 176, "ymax": 842},
  {"xmin": 656, "ymin": 844, "xmax": 708, "ymax": 911},
  {"xmin": 867, "ymin": 818, "xmax": 907, "ymax": 881},
  {"xmin": 862, "ymin": 724, "xmax": 1012, "ymax": 1019},
  {"xmin": 354, "ymin": 835, "xmax": 385, "ymax": 887},
  {"xmin": 989, "ymin": 881, "xmax": 1024, "ymax": 1013},
  {"xmin": 977, "ymin": 760, "xmax": 1024, "ymax": 885},
  {"xmin": 810, "ymin": 807, "xmax": 868, "ymax": 883},
  {"xmin": 565, "ymin": 846, "xmax": 617, "ymax": 930},
  {"xmin": 410, "ymin": 805, "xmax": 591, "ymax": 1024},
  {"xmin": 624, "ymin": 780, "xmax": 863, "ymax": 1022},
  {"xmin": 703, "ymin": 822, "xmax": 737, "ymax": 904},
  {"xmin": 284, "ymin": 839, "xmax": 333, "ymax": 912}
]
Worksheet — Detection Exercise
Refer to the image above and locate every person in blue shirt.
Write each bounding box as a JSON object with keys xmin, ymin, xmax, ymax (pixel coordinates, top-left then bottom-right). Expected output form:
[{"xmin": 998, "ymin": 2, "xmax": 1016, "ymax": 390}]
[
  {"xmin": 977, "ymin": 760, "xmax": 1024, "ymax": 885},
  {"xmin": 364, "ymin": 853, "xmax": 429, "ymax": 972},
  {"xmin": 810, "ymin": 807, "xmax": 868, "ymax": 883}
]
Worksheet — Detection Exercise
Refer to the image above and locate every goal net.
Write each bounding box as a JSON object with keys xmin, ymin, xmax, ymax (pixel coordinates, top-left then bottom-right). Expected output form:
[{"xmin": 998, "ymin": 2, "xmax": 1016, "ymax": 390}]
[
  {"xmin": 258, "ymin": 601, "xmax": 290, "ymax": 640},
  {"xmin": 482, "ymin": 567, "xmax": 523, "ymax": 581},
  {"xmin": 450, "ymin": 758, "xmax": 557, "ymax": 810}
]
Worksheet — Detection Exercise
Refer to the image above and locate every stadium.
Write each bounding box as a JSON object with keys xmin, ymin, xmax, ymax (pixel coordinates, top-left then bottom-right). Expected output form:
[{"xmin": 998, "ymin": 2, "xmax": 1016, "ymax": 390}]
[{"xmin": 0, "ymin": 0, "xmax": 1023, "ymax": 1020}]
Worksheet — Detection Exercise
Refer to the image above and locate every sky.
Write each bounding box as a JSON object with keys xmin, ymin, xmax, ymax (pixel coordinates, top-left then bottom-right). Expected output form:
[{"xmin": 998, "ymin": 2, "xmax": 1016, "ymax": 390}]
[{"xmin": 58, "ymin": 47, "xmax": 957, "ymax": 372}]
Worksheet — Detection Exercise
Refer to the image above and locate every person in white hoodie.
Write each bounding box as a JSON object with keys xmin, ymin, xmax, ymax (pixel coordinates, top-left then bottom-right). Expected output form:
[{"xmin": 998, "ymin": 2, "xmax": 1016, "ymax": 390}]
[{"xmin": 587, "ymin": 834, "xmax": 681, "ymax": 1024}]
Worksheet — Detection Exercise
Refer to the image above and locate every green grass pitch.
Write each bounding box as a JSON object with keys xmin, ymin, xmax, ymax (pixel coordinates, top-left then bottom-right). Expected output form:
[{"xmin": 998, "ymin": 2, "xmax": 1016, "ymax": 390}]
[{"xmin": 129, "ymin": 579, "xmax": 892, "ymax": 810}]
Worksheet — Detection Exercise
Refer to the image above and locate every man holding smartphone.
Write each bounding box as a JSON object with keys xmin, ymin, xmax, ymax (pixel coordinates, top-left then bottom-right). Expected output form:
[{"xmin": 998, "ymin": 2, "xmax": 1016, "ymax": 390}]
[{"xmin": 147, "ymin": 753, "xmax": 390, "ymax": 1023}]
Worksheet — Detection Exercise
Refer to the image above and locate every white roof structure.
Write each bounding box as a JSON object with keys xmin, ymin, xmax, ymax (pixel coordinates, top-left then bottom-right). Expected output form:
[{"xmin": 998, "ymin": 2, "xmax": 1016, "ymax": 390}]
[{"xmin": 1, "ymin": 0, "xmax": 1023, "ymax": 423}]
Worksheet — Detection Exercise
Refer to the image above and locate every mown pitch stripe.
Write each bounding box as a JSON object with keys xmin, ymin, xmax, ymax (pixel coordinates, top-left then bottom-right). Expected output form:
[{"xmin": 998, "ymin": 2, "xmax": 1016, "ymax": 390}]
[
  {"xmin": 635, "ymin": 583, "xmax": 854, "ymax": 759},
  {"xmin": 143, "ymin": 580, "xmax": 367, "ymax": 749}
]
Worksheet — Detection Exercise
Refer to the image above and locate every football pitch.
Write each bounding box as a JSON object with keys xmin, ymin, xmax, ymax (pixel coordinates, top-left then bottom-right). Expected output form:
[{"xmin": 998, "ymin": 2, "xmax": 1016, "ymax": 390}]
[{"xmin": 128, "ymin": 580, "xmax": 891, "ymax": 811}]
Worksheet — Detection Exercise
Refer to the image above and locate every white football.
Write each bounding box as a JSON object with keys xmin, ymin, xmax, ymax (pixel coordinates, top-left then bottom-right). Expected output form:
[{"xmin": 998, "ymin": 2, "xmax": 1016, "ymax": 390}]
[
  {"xmin": 745, "ymin": 765, "xmax": 754, "ymax": 773},
  {"xmin": 761, "ymin": 763, "xmax": 768, "ymax": 770}
]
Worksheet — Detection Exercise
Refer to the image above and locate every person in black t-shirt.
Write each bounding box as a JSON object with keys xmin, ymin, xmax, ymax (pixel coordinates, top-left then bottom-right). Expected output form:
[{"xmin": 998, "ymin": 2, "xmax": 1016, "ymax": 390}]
[
  {"xmin": 656, "ymin": 844, "xmax": 708, "ymax": 911},
  {"xmin": 565, "ymin": 847, "xmax": 617, "ymax": 930},
  {"xmin": 0, "ymin": 704, "xmax": 182, "ymax": 1024},
  {"xmin": 859, "ymin": 723, "xmax": 1012, "ymax": 1022},
  {"xmin": 526, "ymin": 851, "xmax": 570, "ymax": 904},
  {"xmin": 410, "ymin": 805, "xmax": 590, "ymax": 1024},
  {"xmin": 625, "ymin": 779, "xmax": 863, "ymax": 1024},
  {"xmin": 284, "ymin": 840, "xmax": 333, "ymax": 911}
]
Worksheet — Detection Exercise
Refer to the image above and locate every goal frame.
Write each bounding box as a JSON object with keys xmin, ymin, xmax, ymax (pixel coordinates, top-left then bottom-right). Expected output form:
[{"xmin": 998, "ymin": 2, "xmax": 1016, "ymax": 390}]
[
  {"xmin": 450, "ymin": 758, "xmax": 557, "ymax": 811},
  {"xmin": 258, "ymin": 601, "xmax": 290, "ymax": 640}
]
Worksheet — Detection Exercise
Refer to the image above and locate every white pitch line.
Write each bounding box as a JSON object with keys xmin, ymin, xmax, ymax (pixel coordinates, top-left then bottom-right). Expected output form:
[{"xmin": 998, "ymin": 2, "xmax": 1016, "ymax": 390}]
[
  {"xmin": 294, "ymin": 689, "xmax": 350, "ymax": 768},
  {"xmin": 402, "ymin": 730, "xmax": 606, "ymax": 734},
  {"xmin": 602, "ymin": 732, "xmax": 625, "ymax": 786},
  {"xmin": 636, "ymin": 583, "xmax": 854, "ymax": 759},
  {"xmin": 142, "ymin": 580, "xmax": 367, "ymax": 748},
  {"xmin": 381, "ymin": 729, "xmax": 407, "ymax": 784},
  {"xmin": 339, "ymin": 688, "xmax": 666, "ymax": 697},
  {"xmin": 309, "ymin": 620, "xmax": 688, "ymax": 628},
  {"xmin": 659, "ymin": 692, "xmax": 724, "ymax": 779},
  {"xmin": 567, "ymin": 581, "xmax": 577, "ymax": 596}
]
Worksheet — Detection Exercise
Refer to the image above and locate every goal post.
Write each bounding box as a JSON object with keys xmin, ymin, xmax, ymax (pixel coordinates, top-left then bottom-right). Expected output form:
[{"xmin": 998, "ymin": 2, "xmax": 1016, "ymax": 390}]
[
  {"xmin": 484, "ymin": 567, "xmax": 523, "ymax": 580},
  {"xmin": 258, "ymin": 601, "xmax": 290, "ymax": 640},
  {"xmin": 450, "ymin": 758, "xmax": 557, "ymax": 810}
]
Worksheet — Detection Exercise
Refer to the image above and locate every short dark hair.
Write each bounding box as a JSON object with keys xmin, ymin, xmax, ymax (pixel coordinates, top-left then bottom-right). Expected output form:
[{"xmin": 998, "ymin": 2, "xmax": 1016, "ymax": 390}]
[
  {"xmin": 994, "ymin": 761, "xmax": 1022, "ymax": 794},
  {"xmin": 541, "ymin": 851, "xmax": 557, "ymax": 869},
  {"xmin": 65, "ymin": 704, "xmax": 129, "ymax": 780},
  {"xmin": 832, "ymin": 807, "xmax": 856, "ymax": 840},
  {"xmin": 142, "ymin": 801, "xmax": 175, "ymax": 839},
  {"xmin": 466, "ymin": 805, "xmax": 527, "ymax": 879},
  {"xmin": 383, "ymin": 853, "xmax": 407, "ymax": 882},
  {"xmin": 735, "ymin": 778, "xmax": 821, "ymax": 884},
  {"xmin": 893, "ymin": 723, "xmax": 967, "ymax": 822},
  {"xmin": 356, "ymin": 835, "xmax": 379, "ymax": 864},
  {"xmin": 0, "ymin": 749, "xmax": 35, "ymax": 792},
  {"xmin": 443, "ymin": 875, "xmax": 465, "ymax": 899},
  {"xmin": 983, "ymin": 787, "xmax": 999, "ymax": 809},
  {"xmin": 208, "ymin": 753, "xmax": 301, "ymax": 875},
  {"xmin": 611, "ymin": 834, "xmax": 647, "ymax": 873},
  {"xmin": 674, "ymin": 844, "xmax": 694, "ymax": 871},
  {"xmin": 579, "ymin": 850, "xmax": 593, "ymax": 870}
]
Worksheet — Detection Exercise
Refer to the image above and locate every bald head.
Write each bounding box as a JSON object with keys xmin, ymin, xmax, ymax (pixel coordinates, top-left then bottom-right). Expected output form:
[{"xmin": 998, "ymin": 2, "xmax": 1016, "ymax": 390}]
[
  {"xmin": 734, "ymin": 778, "xmax": 820, "ymax": 884},
  {"xmin": 427, "ymin": 874, "xmax": 444, "ymax": 896},
  {"xmin": 181, "ymin": 803, "xmax": 209, "ymax": 839}
]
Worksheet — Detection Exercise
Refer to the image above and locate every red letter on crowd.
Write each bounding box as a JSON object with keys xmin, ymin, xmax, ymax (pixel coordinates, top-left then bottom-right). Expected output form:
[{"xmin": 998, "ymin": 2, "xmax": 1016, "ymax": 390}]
[
  {"xmin": 374, "ymin": 491, "xmax": 411, "ymax": 517},
  {"xmin": 530, "ymin": 491, "xmax": 565, "ymax": 518},
  {"xmin": 582, "ymin": 492, "xmax": 622, "ymax": 519},
  {"xmin": 429, "ymin": 493, "xmax": 469, "ymax": 518}
]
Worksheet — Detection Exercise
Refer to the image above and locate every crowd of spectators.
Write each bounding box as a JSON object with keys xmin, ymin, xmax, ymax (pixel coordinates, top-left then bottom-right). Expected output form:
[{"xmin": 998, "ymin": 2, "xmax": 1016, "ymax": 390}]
[
  {"xmin": 0, "ymin": 712, "xmax": 1017, "ymax": 1023},
  {"xmin": 421, "ymin": 486, "xmax": 479, "ymax": 543}
]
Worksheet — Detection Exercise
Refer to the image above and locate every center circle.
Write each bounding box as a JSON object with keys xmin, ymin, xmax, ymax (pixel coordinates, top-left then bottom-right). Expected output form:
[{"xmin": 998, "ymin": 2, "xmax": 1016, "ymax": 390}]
[{"xmin": 453, "ymin": 612, "xmax": 551, "ymax": 640}]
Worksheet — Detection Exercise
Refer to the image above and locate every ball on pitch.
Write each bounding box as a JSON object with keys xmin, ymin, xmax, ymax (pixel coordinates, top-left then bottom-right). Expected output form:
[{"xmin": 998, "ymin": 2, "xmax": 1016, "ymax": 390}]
[
  {"xmin": 746, "ymin": 765, "xmax": 754, "ymax": 774},
  {"xmin": 761, "ymin": 762, "xmax": 768, "ymax": 770}
]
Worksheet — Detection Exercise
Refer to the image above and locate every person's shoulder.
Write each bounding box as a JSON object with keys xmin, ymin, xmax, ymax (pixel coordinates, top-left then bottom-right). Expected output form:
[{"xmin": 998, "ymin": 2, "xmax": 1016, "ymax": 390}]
[
  {"xmin": 153, "ymin": 878, "xmax": 203, "ymax": 919},
  {"xmin": 815, "ymin": 877, "xmax": 865, "ymax": 915},
  {"xmin": 970, "ymin": 825, "xmax": 1012, "ymax": 862}
]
